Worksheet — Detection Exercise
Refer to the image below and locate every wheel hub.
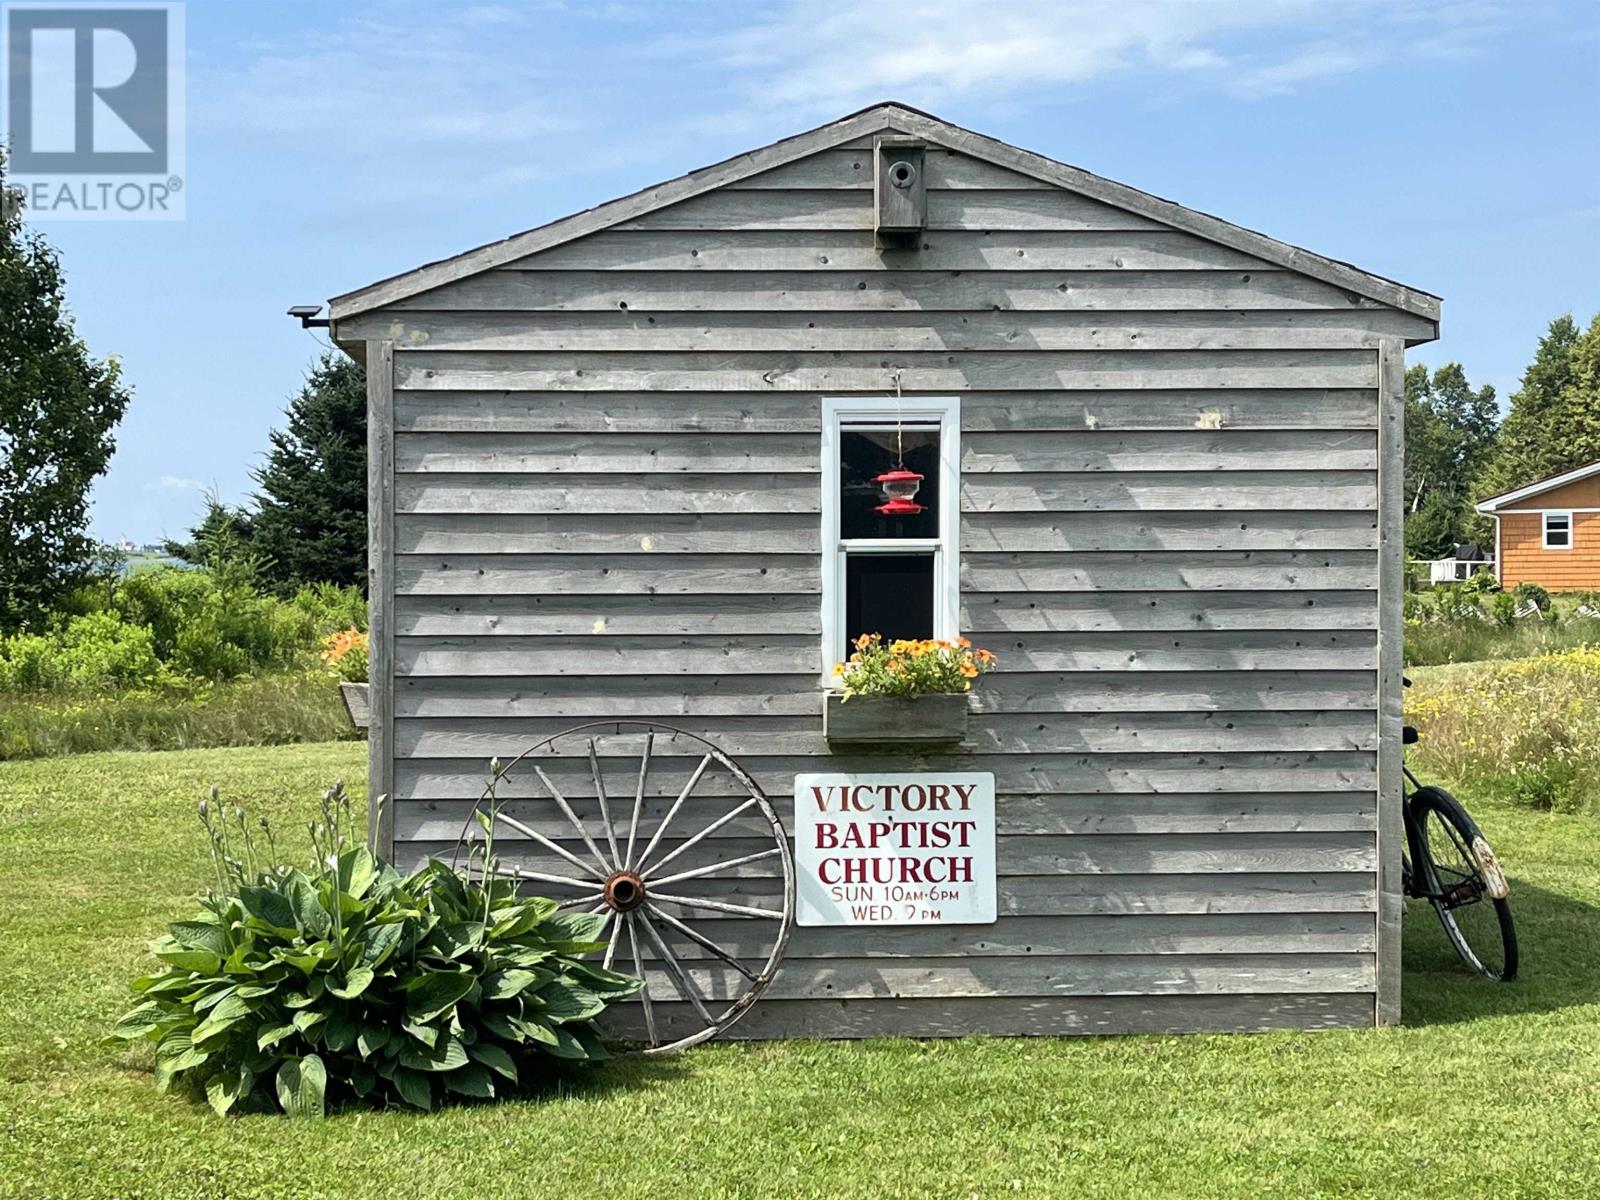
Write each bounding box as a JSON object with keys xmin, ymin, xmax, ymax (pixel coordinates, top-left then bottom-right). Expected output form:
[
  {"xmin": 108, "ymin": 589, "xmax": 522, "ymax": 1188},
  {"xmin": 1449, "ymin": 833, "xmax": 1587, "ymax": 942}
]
[{"xmin": 603, "ymin": 869, "xmax": 647, "ymax": 912}]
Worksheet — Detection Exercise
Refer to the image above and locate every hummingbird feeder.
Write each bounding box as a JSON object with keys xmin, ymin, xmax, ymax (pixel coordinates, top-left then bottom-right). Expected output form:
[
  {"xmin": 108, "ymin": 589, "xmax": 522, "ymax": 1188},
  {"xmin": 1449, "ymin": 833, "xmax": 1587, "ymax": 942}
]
[{"xmin": 873, "ymin": 369, "xmax": 923, "ymax": 516}]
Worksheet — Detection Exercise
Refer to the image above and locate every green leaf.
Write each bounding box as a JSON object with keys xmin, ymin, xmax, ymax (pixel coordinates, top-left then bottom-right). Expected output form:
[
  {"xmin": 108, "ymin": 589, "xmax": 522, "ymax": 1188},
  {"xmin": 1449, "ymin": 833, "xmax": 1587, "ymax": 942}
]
[
  {"xmin": 398, "ymin": 1034, "xmax": 469, "ymax": 1073},
  {"xmin": 170, "ymin": 919, "xmax": 229, "ymax": 956},
  {"xmin": 275, "ymin": 1053, "xmax": 327, "ymax": 1118},
  {"xmin": 110, "ymin": 1001, "xmax": 167, "ymax": 1041},
  {"xmin": 467, "ymin": 1041, "xmax": 518, "ymax": 1083},
  {"xmin": 257, "ymin": 1022, "xmax": 296, "ymax": 1052},
  {"xmin": 567, "ymin": 960, "xmax": 645, "ymax": 996},
  {"xmin": 481, "ymin": 1011, "xmax": 521, "ymax": 1041},
  {"xmin": 153, "ymin": 946, "xmax": 224, "ymax": 974},
  {"xmin": 283, "ymin": 870, "xmax": 330, "ymax": 936},
  {"xmin": 543, "ymin": 1024, "xmax": 592, "ymax": 1061},
  {"xmin": 357, "ymin": 1025, "xmax": 391, "ymax": 1059},
  {"xmin": 539, "ymin": 912, "xmax": 608, "ymax": 945},
  {"xmin": 360, "ymin": 921, "xmax": 406, "ymax": 969},
  {"xmin": 401, "ymin": 1020, "xmax": 439, "ymax": 1048},
  {"xmin": 341, "ymin": 847, "xmax": 378, "ymax": 899},
  {"xmin": 568, "ymin": 1022, "xmax": 609, "ymax": 1061},
  {"xmin": 329, "ymin": 966, "xmax": 375, "ymax": 999},
  {"xmin": 154, "ymin": 1031, "xmax": 209, "ymax": 1091},
  {"xmin": 481, "ymin": 968, "xmax": 545, "ymax": 1001},
  {"xmin": 192, "ymin": 994, "xmax": 254, "ymax": 1044},
  {"xmin": 513, "ymin": 1016, "xmax": 559, "ymax": 1047},
  {"xmin": 443, "ymin": 1063, "xmax": 495, "ymax": 1099},
  {"xmin": 392, "ymin": 1066, "xmax": 433, "ymax": 1111},
  {"xmin": 205, "ymin": 1071, "xmax": 245, "ymax": 1117},
  {"xmin": 535, "ymin": 980, "xmax": 607, "ymax": 1022},
  {"xmin": 192, "ymin": 985, "xmax": 238, "ymax": 1014},
  {"xmin": 292, "ymin": 1009, "xmax": 327, "ymax": 1035},
  {"xmin": 324, "ymin": 1010, "xmax": 357, "ymax": 1053},
  {"xmin": 238, "ymin": 886, "xmax": 297, "ymax": 932},
  {"xmin": 405, "ymin": 971, "xmax": 474, "ymax": 1022},
  {"xmin": 349, "ymin": 1061, "xmax": 377, "ymax": 1098}
]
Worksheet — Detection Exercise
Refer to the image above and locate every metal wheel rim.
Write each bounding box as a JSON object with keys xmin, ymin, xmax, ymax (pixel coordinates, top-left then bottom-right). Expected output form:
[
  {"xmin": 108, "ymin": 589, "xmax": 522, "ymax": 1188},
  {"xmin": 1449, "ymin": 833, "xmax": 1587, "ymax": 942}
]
[
  {"xmin": 1422, "ymin": 808, "xmax": 1506, "ymax": 980},
  {"xmin": 451, "ymin": 720, "xmax": 795, "ymax": 1053}
]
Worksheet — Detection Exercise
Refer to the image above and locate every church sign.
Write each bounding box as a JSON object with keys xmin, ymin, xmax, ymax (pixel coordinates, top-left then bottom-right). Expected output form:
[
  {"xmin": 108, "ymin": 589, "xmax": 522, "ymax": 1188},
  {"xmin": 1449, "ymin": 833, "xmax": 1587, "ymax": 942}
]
[{"xmin": 793, "ymin": 772, "xmax": 996, "ymax": 926}]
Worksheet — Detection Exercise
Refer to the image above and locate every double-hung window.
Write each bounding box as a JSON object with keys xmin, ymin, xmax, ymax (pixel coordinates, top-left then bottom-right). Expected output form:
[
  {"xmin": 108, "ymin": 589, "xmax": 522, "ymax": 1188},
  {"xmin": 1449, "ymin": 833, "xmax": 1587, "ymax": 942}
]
[
  {"xmin": 820, "ymin": 396, "xmax": 960, "ymax": 681},
  {"xmin": 1544, "ymin": 511, "xmax": 1573, "ymax": 549}
]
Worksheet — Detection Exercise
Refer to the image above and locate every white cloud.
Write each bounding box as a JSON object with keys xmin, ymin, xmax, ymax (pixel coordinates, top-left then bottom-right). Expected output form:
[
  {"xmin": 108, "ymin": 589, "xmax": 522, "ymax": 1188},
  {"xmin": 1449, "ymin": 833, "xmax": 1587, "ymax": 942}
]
[
  {"xmin": 699, "ymin": 0, "xmax": 1507, "ymax": 114},
  {"xmin": 145, "ymin": 475, "xmax": 204, "ymax": 492}
]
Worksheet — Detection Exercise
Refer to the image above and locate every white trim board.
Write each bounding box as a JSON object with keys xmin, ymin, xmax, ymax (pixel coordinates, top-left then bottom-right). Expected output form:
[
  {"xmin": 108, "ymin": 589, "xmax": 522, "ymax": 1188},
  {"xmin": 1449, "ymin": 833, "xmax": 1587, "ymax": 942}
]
[
  {"xmin": 1477, "ymin": 458, "xmax": 1600, "ymax": 512},
  {"xmin": 819, "ymin": 395, "xmax": 961, "ymax": 686}
]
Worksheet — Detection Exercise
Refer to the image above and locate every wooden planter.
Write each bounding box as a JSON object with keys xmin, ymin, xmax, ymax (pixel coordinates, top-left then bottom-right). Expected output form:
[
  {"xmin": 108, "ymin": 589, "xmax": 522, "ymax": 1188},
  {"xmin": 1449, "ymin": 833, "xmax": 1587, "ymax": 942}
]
[
  {"xmin": 823, "ymin": 692, "xmax": 969, "ymax": 747},
  {"xmin": 339, "ymin": 681, "xmax": 371, "ymax": 730}
]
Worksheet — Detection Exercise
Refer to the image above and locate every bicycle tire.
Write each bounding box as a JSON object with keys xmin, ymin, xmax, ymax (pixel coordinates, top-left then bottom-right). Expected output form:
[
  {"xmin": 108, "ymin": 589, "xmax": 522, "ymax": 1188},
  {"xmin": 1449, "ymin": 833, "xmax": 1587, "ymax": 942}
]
[{"xmin": 1410, "ymin": 785, "xmax": 1518, "ymax": 981}]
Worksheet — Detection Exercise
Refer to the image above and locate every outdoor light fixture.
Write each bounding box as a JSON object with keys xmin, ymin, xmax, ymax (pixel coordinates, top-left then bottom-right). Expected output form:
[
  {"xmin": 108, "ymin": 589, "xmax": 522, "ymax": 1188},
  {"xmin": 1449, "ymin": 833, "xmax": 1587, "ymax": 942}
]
[{"xmin": 287, "ymin": 304, "xmax": 330, "ymax": 329}]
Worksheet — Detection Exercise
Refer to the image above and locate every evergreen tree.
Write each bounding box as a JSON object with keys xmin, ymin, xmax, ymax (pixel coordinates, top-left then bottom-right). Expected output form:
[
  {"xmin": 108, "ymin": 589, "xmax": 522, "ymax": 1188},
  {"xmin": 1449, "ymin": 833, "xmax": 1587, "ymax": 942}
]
[
  {"xmin": 1474, "ymin": 315, "xmax": 1583, "ymax": 501},
  {"xmin": 164, "ymin": 491, "xmax": 258, "ymax": 570},
  {"xmin": 0, "ymin": 150, "xmax": 133, "ymax": 633},
  {"xmin": 248, "ymin": 354, "xmax": 367, "ymax": 593}
]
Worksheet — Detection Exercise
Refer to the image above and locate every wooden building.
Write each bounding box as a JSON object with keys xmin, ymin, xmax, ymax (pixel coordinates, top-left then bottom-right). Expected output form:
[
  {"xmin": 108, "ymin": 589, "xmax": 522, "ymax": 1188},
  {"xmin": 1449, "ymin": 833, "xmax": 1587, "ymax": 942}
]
[
  {"xmin": 327, "ymin": 104, "xmax": 1438, "ymax": 1040},
  {"xmin": 1477, "ymin": 459, "xmax": 1600, "ymax": 591}
]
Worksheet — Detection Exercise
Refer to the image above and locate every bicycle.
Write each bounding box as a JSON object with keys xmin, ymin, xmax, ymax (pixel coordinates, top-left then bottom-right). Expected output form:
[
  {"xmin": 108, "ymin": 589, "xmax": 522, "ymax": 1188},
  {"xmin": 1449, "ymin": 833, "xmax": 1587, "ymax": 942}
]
[{"xmin": 1401, "ymin": 677, "xmax": 1518, "ymax": 981}]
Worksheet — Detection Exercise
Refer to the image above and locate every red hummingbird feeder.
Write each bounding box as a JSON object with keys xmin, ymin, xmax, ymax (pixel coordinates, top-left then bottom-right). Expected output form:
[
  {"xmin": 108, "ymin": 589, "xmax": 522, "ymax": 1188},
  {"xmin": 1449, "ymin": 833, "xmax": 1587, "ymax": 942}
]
[{"xmin": 873, "ymin": 467, "xmax": 924, "ymax": 516}]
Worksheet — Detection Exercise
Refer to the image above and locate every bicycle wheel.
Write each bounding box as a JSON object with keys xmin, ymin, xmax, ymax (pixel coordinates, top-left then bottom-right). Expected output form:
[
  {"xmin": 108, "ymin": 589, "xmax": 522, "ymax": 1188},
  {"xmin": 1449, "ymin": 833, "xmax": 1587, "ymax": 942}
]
[{"xmin": 1410, "ymin": 785, "xmax": 1518, "ymax": 981}]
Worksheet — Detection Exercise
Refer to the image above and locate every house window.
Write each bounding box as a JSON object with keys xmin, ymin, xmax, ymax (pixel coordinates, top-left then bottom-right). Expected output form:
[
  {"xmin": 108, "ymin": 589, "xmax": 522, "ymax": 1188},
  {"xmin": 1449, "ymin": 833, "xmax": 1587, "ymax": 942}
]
[
  {"xmin": 820, "ymin": 396, "xmax": 960, "ymax": 681},
  {"xmin": 1543, "ymin": 511, "xmax": 1573, "ymax": 550}
]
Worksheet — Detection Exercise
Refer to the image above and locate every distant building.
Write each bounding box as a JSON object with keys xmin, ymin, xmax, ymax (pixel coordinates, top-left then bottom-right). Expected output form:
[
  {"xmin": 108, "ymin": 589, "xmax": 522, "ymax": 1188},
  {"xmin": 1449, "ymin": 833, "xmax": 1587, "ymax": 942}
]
[
  {"xmin": 1428, "ymin": 542, "xmax": 1492, "ymax": 585},
  {"xmin": 1477, "ymin": 459, "xmax": 1600, "ymax": 590}
]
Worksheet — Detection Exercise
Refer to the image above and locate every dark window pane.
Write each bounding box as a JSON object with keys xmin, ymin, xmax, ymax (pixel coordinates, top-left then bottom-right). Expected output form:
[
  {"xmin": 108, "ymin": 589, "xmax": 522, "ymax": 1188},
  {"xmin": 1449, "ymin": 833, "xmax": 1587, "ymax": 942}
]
[
  {"xmin": 840, "ymin": 428, "xmax": 939, "ymax": 540},
  {"xmin": 845, "ymin": 553, "xmax": 934, "ymax": 646}
]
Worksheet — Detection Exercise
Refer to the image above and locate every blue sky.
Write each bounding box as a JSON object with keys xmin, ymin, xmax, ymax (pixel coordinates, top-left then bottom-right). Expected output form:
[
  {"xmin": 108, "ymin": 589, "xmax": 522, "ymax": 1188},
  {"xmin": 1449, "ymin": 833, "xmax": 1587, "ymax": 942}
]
[{"xmin": 25, "ymin": 0, "xmax": 1600, "ymax": 544}]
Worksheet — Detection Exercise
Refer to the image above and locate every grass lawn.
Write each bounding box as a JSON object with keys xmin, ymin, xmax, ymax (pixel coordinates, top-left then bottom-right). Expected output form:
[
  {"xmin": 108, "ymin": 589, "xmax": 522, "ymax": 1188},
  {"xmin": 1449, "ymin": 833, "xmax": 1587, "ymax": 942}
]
[{"xmin": 3, "ymin": 743, "xmax": 1598, "ymax": 1199}]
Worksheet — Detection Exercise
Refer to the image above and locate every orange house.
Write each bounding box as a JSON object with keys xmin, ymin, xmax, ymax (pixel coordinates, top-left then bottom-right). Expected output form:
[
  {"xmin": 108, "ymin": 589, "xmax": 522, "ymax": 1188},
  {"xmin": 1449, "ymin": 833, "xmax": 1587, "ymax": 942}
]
[{"xmin": 1477, "ymin": 459, "xmax": 1600, "ymax": 591}]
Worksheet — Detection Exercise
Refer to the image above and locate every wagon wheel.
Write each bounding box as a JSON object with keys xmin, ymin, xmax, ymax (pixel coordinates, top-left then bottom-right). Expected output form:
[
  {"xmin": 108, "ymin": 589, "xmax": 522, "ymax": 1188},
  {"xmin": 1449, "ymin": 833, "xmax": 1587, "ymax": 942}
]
[{"xmin": 452, "ymin": 721, "xmax": 794, "ymax": 1054}]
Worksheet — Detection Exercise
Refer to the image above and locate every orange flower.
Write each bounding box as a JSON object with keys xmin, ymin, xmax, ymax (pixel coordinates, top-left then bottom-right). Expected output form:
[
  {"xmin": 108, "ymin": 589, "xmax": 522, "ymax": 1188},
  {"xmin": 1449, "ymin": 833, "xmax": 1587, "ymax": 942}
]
[
  {"xmin": 960, "ymin": 662, "xmax": 978, "ymax": 679},
  {"xmin": 976, "ymin": 649, "xmax": 995, "ymax": 664},
  {"xmin": 956, "ymin": 635, "xmax": 972, "ymax": 649}
]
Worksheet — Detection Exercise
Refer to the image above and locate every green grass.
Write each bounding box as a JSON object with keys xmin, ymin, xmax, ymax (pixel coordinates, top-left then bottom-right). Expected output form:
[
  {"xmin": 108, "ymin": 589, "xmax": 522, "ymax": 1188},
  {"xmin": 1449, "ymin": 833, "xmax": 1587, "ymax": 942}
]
[
  {"xmin": 1404, "ymin": 610, "xmax": 1600, "ymax": 666},
  {"xmin": 3, "ymin": 743, "xmax": 1599, "ymax": 1199},
  {"xmin": 0, "ymin": 672, "xmax": 357, "ymax": 760}
]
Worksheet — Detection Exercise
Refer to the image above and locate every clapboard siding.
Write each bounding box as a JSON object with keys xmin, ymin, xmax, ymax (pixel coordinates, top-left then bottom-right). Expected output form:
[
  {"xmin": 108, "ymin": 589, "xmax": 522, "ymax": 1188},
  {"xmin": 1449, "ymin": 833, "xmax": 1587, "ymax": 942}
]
[
  {"xmin": 389, "ymin": 270, "xmax": 1391, "ymax": 313},
  {"xmin": 352, "ymin": 307, "xmax": 1430, "ymax": 350},
  {"xmin": 393, "ymin": 389, "xmax": 1381, "ymax": 433},
  {"xmin": 393, "ymin": 670, "xmax": 1377, "ymax": 714},
  {"xmin": 359, "ymin": 131, "xmax": 1404, "ymax": 1036}
]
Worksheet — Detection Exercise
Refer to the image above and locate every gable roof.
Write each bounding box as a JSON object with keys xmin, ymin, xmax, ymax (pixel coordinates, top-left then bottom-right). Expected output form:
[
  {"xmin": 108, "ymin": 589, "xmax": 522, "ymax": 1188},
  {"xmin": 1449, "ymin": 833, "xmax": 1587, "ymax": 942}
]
[
  {"xmin": 327, "ymin": 101, "xmax": 1442, "ymax": 327},
  {"xmin": 1476, "ymin": 458, "xmax": 1600, "ymax": 512}
]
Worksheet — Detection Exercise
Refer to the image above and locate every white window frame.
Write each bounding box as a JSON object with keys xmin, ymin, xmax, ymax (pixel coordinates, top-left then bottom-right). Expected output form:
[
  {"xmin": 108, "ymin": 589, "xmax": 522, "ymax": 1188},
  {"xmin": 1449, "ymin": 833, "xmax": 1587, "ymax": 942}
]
[
  {"xmin": 819, "ymin": 395, "xmax": 961, "ymax": 686},
  {"xmin": 1543, "ymin": 510, "xmax": 1573, "ymax": 550}
]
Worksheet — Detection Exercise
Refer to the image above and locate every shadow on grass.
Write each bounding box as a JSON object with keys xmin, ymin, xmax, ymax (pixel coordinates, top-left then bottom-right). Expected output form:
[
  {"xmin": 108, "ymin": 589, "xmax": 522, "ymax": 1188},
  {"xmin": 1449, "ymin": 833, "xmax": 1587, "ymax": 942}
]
[{"xmin": 1402, "ymin": 876, "xmax": 1600, "ymax": 1027}]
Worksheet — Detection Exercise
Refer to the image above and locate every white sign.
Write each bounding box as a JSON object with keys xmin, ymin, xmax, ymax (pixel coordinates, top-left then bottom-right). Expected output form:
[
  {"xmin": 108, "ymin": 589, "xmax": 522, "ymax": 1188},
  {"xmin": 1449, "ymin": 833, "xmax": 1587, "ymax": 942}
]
[{"xmin": 793, "ymin": 772, "xmax": 996, "ymax": 926}]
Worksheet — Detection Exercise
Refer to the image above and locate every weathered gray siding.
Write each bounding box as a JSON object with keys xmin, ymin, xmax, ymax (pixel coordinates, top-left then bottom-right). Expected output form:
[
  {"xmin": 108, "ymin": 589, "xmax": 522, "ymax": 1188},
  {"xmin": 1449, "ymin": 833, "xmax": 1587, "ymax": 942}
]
[{"xmin": 343, "ymin": 138, "xmax": 1422, "ymax": 1038}]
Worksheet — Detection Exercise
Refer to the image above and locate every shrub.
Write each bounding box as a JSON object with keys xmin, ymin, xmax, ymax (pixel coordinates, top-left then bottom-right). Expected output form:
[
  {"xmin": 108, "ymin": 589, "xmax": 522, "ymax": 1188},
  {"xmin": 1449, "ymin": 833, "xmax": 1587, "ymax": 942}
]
[
  {"xmin": 1490, "ymin": 592, "xmax": 1517, "ymax": 628},
  {"xmin": 320, "ymin": 628, "xmax": 368, "ymax": 683},
  {"xmin": 1406, "ymin": 646, "xmax": 1600, "ymax": 812},
  {"xmin": 109, "ymin": 785, "xmax": 640, "ymax": 1116},
  {"xmin": 1460, "ymin": 571, "xmax": 1501, "ymax": 594},
  {"xmin": 1512, "ymin": 581, "xmax": 1552, "ymax": 613},
  {"xmin": 833, "ymin": 633, "xmax": 996, "ymax": 698}
]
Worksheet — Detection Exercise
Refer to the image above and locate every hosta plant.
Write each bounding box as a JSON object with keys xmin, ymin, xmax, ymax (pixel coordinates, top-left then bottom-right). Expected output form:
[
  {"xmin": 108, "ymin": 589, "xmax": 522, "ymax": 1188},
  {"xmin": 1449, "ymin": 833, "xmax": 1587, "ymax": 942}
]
[{"xmin": 109, "ymin": 783, "xmax": 640, "ymax": 1116}]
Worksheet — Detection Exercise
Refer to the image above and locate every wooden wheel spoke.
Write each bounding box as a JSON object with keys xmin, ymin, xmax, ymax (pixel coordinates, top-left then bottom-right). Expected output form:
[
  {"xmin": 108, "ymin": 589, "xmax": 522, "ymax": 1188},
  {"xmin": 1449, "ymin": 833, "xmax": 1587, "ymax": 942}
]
[
  {"xmin": 634, "ymin": 754, "xmax": 713, "ymax": 871},
  {"xmin": 503, "ymin": 866, "xmax": 602, "ymax": 891},
  {"xmin": 637, "ymin": 909, "xmax": 717, "ymax": 1026},
  {"xmin": 555, "ymin": 893, "xmax": 605, "ymax": 911},
  {"xmin": 645, "ymin": 902, "xmax": 758, "ymax": 983},
  {"xmin": 492, "ymin": 810, "xmax": 608, "ymax": 881},
  {"xmin": 625, "ymin": 913, "xmax": 658, "ymax": 1047},
  {"xmin": 647, "ymin": 847, "xmax": 783, "ymax": 889},
  {"xmin": 588, "ymin": 739, "xmax": 623, "ymax": 867},
  {"xmin": 624, "ymin": 732, "xmax": 653, "ymax": 870},
  {"xmin": 531, "ymin": 765, "xmax": 614, "ymax": 875},
  {"xmin": 649, "ymin": 891, "xmax": 783, "ymax": 919},
  {"xmin": 643, "ymin": 797, "xmax": 758, "ymax": 876},
  {"xmin": 601, "ymin": 911, "xmax": 621, "ymax": 971}
]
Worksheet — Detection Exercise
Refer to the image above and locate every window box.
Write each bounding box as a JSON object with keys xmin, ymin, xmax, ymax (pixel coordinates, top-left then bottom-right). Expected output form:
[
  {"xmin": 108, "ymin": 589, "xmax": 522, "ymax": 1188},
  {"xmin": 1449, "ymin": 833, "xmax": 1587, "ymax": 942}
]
[
  {"xmin": 823, "ymin": 691, "xmax": 969, "ymax": 747},
  {"xmin": 340, "ymin": 681, "xmax": 370, "ymax": 729}
]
